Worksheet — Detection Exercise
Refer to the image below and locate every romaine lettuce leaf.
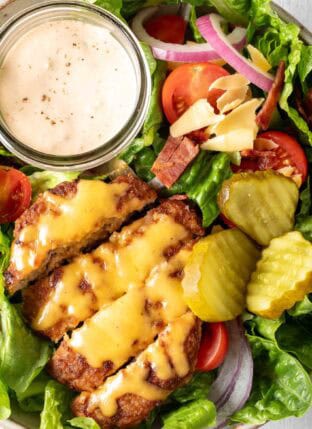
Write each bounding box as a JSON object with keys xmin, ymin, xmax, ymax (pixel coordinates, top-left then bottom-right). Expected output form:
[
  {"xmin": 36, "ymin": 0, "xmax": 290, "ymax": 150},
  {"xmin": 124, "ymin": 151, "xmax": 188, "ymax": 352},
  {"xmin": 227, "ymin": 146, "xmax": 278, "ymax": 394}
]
[
  {"xmin": 288, "ymin": 295, "xmax": 312, "ymax": 317},
  {"xmin": 232, "ymin": 335, "xmax": 312, "ymax": 425},
  {"xmin": 85, "ymin": 0, "xmax": 123, "ymax": 19},
  {"xmin": 169, "ymin": 151, "xmax": 232, "ymax": 227},
  {"xmin": 298, "ymin": 45, "xmax": 312, "ymax": 94},
  {"xmin": 68, "ymin": 417, "xmax": 100, "ymax": 429},
  {"xmin": 0, "ymin": 227, "xmax": 11, "ymax": 273},
  {"xmin": 275, "ymin": 314, "xmax": 312, "ymax": 370},
  {"xmin": 247, "ymin": 0, "xmax": 312, "ymax": 144},
  {"xmin": 170, "ymin": 372, "xmax": 215, "ymax": 404},
  {"xmin": 0, "ymin": 378, "xmax": 10, "ymax": 421},
  {"xmin": 209, "ymin": 0, "xmax": 250, "ymax": 25},
  {"xmin": 16, "ymin": 372, "xmax": 50, "ymax": 413},
  {"xmin": 162, "ymin": 398, "xmax": 216, "ymax": 429},
  {"xmin": 40, "ymin": 381, "xmax": 74, "ymax": 429},
  {"xmin": 295, "ymin": 178, "xmax": 312, "ymax": 241},
  {"xmin": 0, "ymin": 296, "xmax": 52, "ymax": 394},
  {"xmin": 28, "ymin": 171, "xmax": 80, "ymax": 199},
  {"xmin": 143, "ymin": 61, "xmax": 167, "ymax": 146}
]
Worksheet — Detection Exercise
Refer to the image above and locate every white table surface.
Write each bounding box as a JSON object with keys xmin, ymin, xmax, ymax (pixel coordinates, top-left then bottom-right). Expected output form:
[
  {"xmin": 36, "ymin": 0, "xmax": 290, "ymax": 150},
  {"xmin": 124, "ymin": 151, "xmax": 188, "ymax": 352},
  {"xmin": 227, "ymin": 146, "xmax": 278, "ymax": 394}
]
[{"xmin": 0, "ymin": 1, "xmax": 311, "ymax": 429}]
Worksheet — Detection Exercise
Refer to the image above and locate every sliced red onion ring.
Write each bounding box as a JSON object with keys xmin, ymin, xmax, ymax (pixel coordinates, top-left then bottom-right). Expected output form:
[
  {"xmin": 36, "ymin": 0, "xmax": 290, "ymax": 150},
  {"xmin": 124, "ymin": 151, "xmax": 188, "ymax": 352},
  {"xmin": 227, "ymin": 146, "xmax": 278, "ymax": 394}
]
[
  {"xmin": 197, "ymin": 14, "xmax": 274, "ymax": 92},
  {"xmin": 207, "ymin": 318, "xmax": 254, "ymax": 429},
  {"xmin": 132, "ymin": 7, "xmax": 246, "ymax": 63},
  {"xmin": 215, "ymin": 336, "xmax": 253, "ymax": 428},
  {"xmin": 208, "ymin": 319, "xmax": 243, "ymax": 409}
]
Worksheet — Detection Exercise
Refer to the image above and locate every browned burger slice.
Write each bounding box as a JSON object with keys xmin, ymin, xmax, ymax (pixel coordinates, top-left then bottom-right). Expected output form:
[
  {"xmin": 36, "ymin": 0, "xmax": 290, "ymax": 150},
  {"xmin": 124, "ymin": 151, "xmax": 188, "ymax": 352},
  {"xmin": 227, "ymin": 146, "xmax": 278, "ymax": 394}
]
[
  {"xmin": 72, "ymin": 312, "xmax": 201, "ymax": 429},
  {"xmin": 5, "ymin": 175, "xmax": 156, "ymax": 294},
  {"xmin": 23, "ymin": 200, "xmax": 204, "ymax": 342},
  {"xmin": 48, "ymin": 245, "xmax": 195, "ymax": 391}
]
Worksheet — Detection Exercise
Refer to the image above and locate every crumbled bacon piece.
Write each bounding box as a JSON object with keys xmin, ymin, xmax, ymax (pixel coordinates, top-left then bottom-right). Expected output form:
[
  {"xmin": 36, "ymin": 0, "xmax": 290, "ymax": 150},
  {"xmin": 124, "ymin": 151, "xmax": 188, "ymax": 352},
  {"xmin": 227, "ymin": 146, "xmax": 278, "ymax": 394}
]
[
  {"xmin": 151, "ymin": 136, "xmax": 199, "ymax": 188},
  {"xmin": 256, "ymin": 61, "xmax": 285, "ymax": 130}
]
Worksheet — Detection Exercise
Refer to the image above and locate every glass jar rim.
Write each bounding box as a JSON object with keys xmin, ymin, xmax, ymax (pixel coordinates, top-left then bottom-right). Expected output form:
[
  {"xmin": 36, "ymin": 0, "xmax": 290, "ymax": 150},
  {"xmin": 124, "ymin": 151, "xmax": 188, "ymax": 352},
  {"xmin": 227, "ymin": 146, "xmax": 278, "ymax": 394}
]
[{"xmin": 0, "ymin": 0, "xmax": 151, "ymax": 171}]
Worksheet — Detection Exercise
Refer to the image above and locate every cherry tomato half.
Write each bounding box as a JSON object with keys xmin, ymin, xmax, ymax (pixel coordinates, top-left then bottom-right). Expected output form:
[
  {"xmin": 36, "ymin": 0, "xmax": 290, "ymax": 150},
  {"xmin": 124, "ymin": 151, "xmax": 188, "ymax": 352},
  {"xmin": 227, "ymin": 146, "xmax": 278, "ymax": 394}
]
[
  {"xmin": 234, "ymin": 131, "xmax": 308, "ymax": 185},
  {"xmin": 144, "ymin": 14, "xmax": 187, "ymax": 44},
  {"xmin": 196, "ymin": 322, "xmax": 229, "ymax": 372},
  {"xmin": 162, "ymin": 63, "xmax": 229, "ymax": 124},
  {"xmin": 0, "ymin": 167, "xmax": 32, "ymax": 224}
]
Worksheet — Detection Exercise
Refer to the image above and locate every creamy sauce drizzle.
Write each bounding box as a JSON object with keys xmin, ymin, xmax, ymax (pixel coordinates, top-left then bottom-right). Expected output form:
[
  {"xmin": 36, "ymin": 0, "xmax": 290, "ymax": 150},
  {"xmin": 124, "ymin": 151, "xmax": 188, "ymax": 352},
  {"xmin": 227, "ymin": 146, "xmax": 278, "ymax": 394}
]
[
  {"xmin": 68, "ymin": 249, "xmax": 190, "ymax": 368},
  {"xmin": 34, "ymin": 214, "xmax": 189, "ymax": 332},
  {"xmin": 87, "ymin": 312, "xmax": 195, "ymax": 417},
  {"xmin": 11, "ymin": 180, "xmax": 135, "ymax": 279},
  {"xmin": 0, "ymin": 20, "xmax": 137, "ymax": 155}
]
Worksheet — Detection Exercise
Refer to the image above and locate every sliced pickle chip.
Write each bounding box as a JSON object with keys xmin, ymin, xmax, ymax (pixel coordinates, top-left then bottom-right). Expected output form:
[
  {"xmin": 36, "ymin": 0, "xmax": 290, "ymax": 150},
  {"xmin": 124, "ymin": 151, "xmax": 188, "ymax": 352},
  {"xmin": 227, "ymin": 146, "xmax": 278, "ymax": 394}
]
[
  {"xmin": 182, "ymin": 229, "xmax": 260, "ymax": 321},
  {"xmin": 218, "ymin": 171, "xmax": 299, "ymax": 246},
  {"xmin": 247, "ymin": 231, "xmax": 312, "ymax": 319}
]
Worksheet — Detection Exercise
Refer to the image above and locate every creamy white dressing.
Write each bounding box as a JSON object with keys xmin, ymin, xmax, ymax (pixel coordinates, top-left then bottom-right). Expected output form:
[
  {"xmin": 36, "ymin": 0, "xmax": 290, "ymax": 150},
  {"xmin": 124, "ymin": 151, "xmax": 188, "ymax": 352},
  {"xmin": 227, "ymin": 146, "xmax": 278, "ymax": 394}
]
[{"xmin": 0, "ymin": 19, "xmax": 138, "ymax": 155}]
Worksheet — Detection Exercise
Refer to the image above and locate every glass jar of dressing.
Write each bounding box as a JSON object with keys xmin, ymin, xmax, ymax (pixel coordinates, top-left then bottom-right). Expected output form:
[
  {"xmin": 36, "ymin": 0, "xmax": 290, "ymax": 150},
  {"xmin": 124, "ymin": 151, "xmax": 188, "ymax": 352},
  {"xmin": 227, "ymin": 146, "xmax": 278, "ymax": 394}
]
[{"xmin": 0, "ymin": 0, "xmax": 151, "ymax": 170}]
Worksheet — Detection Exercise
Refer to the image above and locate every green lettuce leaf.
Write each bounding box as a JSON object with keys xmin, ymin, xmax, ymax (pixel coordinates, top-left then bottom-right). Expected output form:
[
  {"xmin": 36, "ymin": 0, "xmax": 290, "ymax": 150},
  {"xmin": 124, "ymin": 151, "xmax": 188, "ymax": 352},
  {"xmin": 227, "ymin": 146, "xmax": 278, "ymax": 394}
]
[
  {"xmin": 133, "ymin": 147, "xmax": 156, "ymax": 182},
  {"xmin": 143, "ymin": 61, "xmax": 167, "ymax": 146},
  {"xmin": 295, "ymin": 178, "xmax": 312, "ymax": 241},
  {"xmin": 28, "ymin": 171, "xmax": 80, "ymax": 199},
  {"xmin": 275, "ymin": 314, "xmax": 312, "ymax": 370},
  {"xmin": 0, "ymin": 229, "xmax": 51, "ymax": 395},
  {"xmin": 0, "ymin": 297, "xmax": 52, "ymax": 394},
  {"xmin": 298, "ymin": 45, "xmax": 312, "ymax": 94},
  {"xmin": 210, "ymin": 0, "xmax": 250, "ymax": 25},
  {"xmin": 162, "ymin": 399, "xmax": 216, "ymax": 429},
  {"xmin": 40, "ymin": 381, "xmax": 73, "ymax": 429},
  {"xmin": 0, "ymin": 146, "xmax": 13, "ymax": 157},
  {"xmin": 170, "ymin": 372, "xmax": 215, "ymax": 404},
  {"xmin": 16, "ymin": 372, "xmax": 50, "ymax": 413},
  {"xmin": 246, "ymin": 315, "xmax": 284, "ymax": 342},
  {"xmin": 0, "ymin": 227, "xmax": 11, "ymax": 273},
  {"xmin": 86, "ymin": 0, "xmax": 123, "ymax": 19},
  {"xmin": 140, "ymin": 42, "xmax": 157, "ymax": 76},
  {"xmin": 169, "ymin": 151, "xmax": 232, "ymax": 227},
  {"xmin": 68, "ymin": 417, "xmax": 100, "ymax": 429},
  {"xmin": 189, "ymin": 6, "xmax": 206, "ymax": 43},
  {"xmin": 247, "ymin": 0, "xmax": 312, "ymax": 144},
  {"xmin": 232, "ymin": 335, "xmax": 312, "ymax": 425},
  {"xmin": 289, "ymin": 295, "xmax": 312, "ymax": 317},
  {"xmin": 0, "ymin": 378, "xmax": 10, "ymax": 421}
]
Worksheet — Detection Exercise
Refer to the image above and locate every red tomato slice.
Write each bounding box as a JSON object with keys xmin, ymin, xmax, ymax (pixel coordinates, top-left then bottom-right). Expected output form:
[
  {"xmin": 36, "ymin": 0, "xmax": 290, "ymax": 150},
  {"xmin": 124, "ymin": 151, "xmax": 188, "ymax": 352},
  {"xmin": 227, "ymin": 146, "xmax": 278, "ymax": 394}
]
[
  {"xmin": 196, "ymin": 322, "xmax": 229, "ymax": 372},
  {"xmin": 162, "ymin": 63, "xmax": 229, "ymax": 124},
  {"xmin": 234, "ymin": 131, "xmax": 308, "ymax": 185},
  {"xmin": 0, "ymin": 167, "xmax": 32, "ymax": 224},
  {"xmin": 144, "ymin": 14, "xmax": 187, "ymax": 44}
]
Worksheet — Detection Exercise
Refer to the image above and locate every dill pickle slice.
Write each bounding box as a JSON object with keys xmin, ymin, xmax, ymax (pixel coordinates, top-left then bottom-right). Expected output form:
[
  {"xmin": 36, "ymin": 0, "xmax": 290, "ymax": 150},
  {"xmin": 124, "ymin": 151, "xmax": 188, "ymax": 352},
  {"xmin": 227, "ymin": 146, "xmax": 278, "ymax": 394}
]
[
  {"xmin": 247, "ymin": 231, "xmax": 312, "ymax": 319},
  {"xmin": 218, "ymin": 171, "xmax": 299, "ymax": 246},
  {"xmin": 182, "ymin": 229, "xmax": 260, "ymax": 321}
]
